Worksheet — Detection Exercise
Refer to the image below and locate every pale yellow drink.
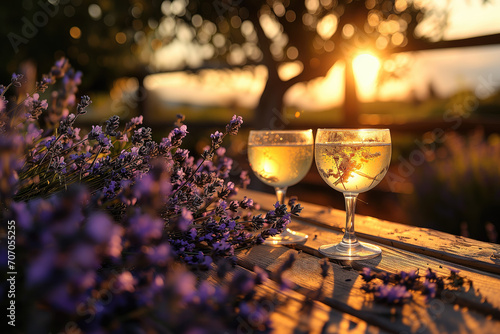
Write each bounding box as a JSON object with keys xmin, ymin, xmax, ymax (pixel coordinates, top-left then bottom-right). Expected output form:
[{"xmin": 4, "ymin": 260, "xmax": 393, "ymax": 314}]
[
  {"xmin": 248, "ymin": 144, "xmax": 313, "ymax": 188},
  {"xmin": 315, "ymin": 143, "xmax": 391, "ymax": 193}
]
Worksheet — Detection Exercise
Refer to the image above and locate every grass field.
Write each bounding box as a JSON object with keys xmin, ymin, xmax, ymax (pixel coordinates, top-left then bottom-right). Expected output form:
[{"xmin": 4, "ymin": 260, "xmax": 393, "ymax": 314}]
[{"xmin": 83, "ymin": 86, "xmax": 499, "ymax": 129}]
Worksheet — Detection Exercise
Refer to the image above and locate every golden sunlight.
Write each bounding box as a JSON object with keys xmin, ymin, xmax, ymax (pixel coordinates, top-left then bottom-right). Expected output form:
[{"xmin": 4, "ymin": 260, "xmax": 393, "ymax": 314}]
[
  {"xmin": 352, "ymin": 53, "xmax": 381, "ymax": 101},
  {"xmin": 278, "ymin": 61, "xmax": 303, "ymax": 81}
]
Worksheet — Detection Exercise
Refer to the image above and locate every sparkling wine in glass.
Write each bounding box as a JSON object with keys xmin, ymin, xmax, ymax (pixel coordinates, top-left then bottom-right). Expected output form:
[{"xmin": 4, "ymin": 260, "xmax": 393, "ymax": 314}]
[
  {"xmin": 248, "ymin": 130, "xmax": 313, "ymax": 245},
  {"xmin": 315, "ymin": 129, "xmax": 391, "ymax": 260}
]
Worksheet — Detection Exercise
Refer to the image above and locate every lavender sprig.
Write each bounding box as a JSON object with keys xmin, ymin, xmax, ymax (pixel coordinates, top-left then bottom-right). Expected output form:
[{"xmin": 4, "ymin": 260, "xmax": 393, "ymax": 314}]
[
  {"xmin": 360, "ymin": 267, "xmax": 472, "ymax": 305},
  {"xmin": 0, "ymin": 58, "xmax": 300, "ymax": 333}
]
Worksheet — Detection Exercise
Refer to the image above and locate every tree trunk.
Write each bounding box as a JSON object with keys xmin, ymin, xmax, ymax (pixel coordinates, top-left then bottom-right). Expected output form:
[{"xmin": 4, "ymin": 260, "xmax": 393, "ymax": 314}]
[
  {"xmin": 344, "ymin": 58, "xmax": 359, "ymax": 127},
  {"xmin": 254, "ymin": 75, "xmax": 292, "ymax": 130}
]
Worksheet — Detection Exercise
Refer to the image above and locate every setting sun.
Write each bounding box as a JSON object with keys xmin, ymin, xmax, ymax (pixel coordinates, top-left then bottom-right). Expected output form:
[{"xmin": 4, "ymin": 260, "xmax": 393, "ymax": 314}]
[{"xmin": 352, "ymin": 53, "xmax": 381, "ymax": 101}]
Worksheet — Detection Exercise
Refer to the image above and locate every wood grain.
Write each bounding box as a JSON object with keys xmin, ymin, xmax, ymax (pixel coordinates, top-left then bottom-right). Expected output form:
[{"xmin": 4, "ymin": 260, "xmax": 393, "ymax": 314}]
[
  {"xmin": 202, "ymin": 264, "xmax": 386, "ymax": 334},
  {"xmin": 236, "ymin": 245, "xmax": 500, "ymax": 334},
  {"xmin": 230, "ymin": 189, "xmax": 500, "ymax": 332},
  {"xmin": 238, "ymin": 189, "xmax": 500, "ymax": 274},
  {"xmin": 289, "ymin": 220, "xmax": 500, "ymax": 316}
]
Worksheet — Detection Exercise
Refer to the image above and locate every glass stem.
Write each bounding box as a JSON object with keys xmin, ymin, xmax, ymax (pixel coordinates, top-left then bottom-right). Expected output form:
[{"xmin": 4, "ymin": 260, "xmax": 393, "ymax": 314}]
[
  {"xmin": 342, "ymin": 193, "xmax": 359, "ymax": 246},
  {"xmin": 274, "ymin": 186, "xmax": 288, "ymax": 205}
]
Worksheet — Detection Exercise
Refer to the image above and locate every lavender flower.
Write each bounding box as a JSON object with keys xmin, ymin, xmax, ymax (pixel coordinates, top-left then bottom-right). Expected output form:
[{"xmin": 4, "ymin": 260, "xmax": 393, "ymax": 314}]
[
  {"xmin": 175, "ymin": 114, "xmax": 185, "ymax": 122},
  {"xmin": 425, "ymin": 268, "xmax": 438, "ymax": 281},
  {"xmin": 114, "ymin": 272, "xmax": 137, "ymax": 293},
  {"xmin": 398, "ymin": 269, "xmax": 419, "ymax": 288},
  {"xmin": 36, "ymin": 75, "xmax": 52, "ymax": 92},
  {"xmin": 218, "ymin": 181, "xmax": 235, "ymax": 199},
  {"xmin": 105, "ymin": 115, "xmax": 120, "ymax": 136},
  {"xmin": 97, "ymin": 133, "xmax": 113, "ymax": 148},
  {"xmin": 240, "ymin": 170, "xmax": 251, "ymax": 188},
  {"xmin": 50, "ymin": 57, "xmax": 69, "ymax": 78},
  {"xmin": 85, "ymin": 213, "xmax": 115, "ymax": 243},
  {"xmin": 360, "ymin": 267, "xmax": 375, "ymax": 282},
  {"xmin": 25, "ymin": 123, "xmax": 43, "ymax": 145},
  {"xmin": 360, "ymin": 267, "xmax": 469, "ymax": 305},
  {"xmin": 251, "ymin": 214, "xmax": 265, "ymax": 230},
  {"xmin": 177, "ymin": 208, "xmax": 193, "ymax": 231},
  {"xmin": 77, "ymin": 95, "xmax": 92, "ymax": 115},
  {"xmin": 228, "ymin": 200, "xmax": 239, "ymax": 212},
  {"xmin": 131, "ymin": 115, "xmax": 143, "ymax": 125},
  {"xmin": 88, "ymin": 125, "xmax": 103, "ymax": 140},
  {"xmin": 128, "ymin": 212, "xmax": 164, "ymax": 242},
  {"xmin": 11, "ymin": 73, "xmax": 24, "ymax": 87},
  {"xmin": 210, "ymin": 131, "xmax": 224, "ymax": 149},
  {"xmin": 58, "ymin": 113, "xmax": 76, "ymax": 136},
  {"xmin": 124, "ymin": 115, "xmax": 143, "ymax": 132},
  {"xmin": 423, "ymin": 280, "xmax": 437, "ymax": 301},
  {"xmin": 226, "ymin": 115, "xmax": 243, "ymax": 135},
  {"xmin": 239, "ymin": 196, "xmax": 253, "ymax": 209},
  {"xmin": 132, "ymin": 127, "xmax": 152, "ymax": 145},
  {"xmin": 201, "ymin": 148, "xmax": 214, "ymax": 160},
  {"xmin": 49, "ymin": 156, "xmax": 67, "ymax": 174},
  {"xmin": 24, "ymin": 93, "xmax": 48, "ymax": 119},
  {"xmin": 288, "ymin": 197, "xmax": 304, "ymax": 215},
  {"xmin": 169, "ymin": 124, "xmax": 188, "ymax": 147},
  {"xmin": 173, "ymin": 148, "xmax": 189, "ymax": 162},
  {"xmin": 0, "ymin": 59, "xmax": 297, "ymax": 333},
  {"xmin": 375, "ymin": 284, "xmax": 412, "ymax": 304}
]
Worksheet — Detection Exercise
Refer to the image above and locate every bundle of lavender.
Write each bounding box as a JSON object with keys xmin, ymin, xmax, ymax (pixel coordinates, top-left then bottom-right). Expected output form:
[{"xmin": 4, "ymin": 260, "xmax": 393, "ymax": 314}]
[{"xmin": 0, "ymin": 59, "xmax": 299, "ymax": 333}]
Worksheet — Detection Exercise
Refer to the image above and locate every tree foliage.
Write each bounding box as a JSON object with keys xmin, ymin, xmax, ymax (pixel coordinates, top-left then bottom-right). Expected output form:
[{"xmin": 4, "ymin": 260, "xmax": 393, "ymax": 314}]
[
  {"xmin": 2, "ymin": 1, "xmax": 497, "ymax": 126},
  {"xmin": 152, "ymin": 0, "xmax": 451, "ymax": 126},
  {"xmin": 0, "ymin": 0, "xmax": 164, "ymax": 90}
]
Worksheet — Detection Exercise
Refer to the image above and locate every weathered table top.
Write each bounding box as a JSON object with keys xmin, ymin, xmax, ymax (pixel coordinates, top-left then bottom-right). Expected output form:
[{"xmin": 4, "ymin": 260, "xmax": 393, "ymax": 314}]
[{"xmin": 226, "ymin": 188, "xmax": 500, "ymax": 334}]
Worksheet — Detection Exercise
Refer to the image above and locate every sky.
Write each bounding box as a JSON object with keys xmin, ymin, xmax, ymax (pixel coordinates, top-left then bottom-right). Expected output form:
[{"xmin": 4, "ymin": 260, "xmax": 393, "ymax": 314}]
[
  {"xmin": 145, "ymin": 0, "xmax": 500, "ymax": 110},
  {"xmin": 444, "ymin": 0, "xmax": 500, "ymax": 39}
]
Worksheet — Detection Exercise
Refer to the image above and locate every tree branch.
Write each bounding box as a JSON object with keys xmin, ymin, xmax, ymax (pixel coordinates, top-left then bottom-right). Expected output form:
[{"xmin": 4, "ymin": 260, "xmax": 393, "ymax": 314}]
[
  {"xmin": 247, "ymin": 9, "xmax": 281, "ymax": 83},
  {"xmin": 391, "ymin": 33, "xmax": 500, "ymax": 54}
]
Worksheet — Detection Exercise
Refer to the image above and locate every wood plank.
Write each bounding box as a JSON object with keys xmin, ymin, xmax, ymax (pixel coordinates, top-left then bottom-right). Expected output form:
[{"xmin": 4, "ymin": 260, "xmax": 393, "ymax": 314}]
[
  {"xmin": 237, "ymin": 189, "xmax": 500, "ymax": 275},
  {"xmin": 288, "ymin": 220, "xmax": 500, "ymax": 315},
  {"xmin": 202, "ymin": 265, "xmax": 386, "ymax": 334},
  {"xmin": 236, "ymin": 245, "xmax": 500, "ymax": 334}
]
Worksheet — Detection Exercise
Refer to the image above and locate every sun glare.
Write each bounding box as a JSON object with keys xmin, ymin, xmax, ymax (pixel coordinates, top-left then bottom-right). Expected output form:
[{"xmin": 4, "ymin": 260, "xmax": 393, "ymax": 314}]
[{"xmin": 352, "ymin": 53, "xmax": 381, "ymax": 101}]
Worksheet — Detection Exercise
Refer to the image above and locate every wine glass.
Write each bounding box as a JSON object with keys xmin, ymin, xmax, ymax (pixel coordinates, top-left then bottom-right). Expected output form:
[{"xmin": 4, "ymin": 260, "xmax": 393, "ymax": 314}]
[
  {"xmin": 248, "ymin": 130, "xmax": 314, "ymax": 245},
  {"xmin": 315, "ymin": 129, "xmax": 391, "ymax": 260}
]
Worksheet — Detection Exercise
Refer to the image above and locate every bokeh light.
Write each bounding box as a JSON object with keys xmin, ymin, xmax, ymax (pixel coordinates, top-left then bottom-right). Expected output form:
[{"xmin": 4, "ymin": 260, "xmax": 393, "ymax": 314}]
[
  {"xmin": 70, "ymin": 26, "xmax": 81, "ymax": 39},
  {"xmin": 88, "ymin": 4, "xmax": 102, "ymax": 20},
  {"xmin": 115, "ymin": 32, "xmax": 127, "ymax": 44}
]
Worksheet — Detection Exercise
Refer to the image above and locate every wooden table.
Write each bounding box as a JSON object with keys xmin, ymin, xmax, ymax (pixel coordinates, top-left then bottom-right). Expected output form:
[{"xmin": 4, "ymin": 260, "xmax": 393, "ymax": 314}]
[{"xmin": 228, "ymin": 189, "xmax": 500, "ymax": 334}]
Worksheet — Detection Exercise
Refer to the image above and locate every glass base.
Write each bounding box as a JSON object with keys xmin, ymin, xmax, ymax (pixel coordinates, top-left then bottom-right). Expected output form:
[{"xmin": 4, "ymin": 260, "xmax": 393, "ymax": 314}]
[
  {"xmin": 318, "ymin": 240, "xmax": 381, "ymax": 260},
  {"xmin": 263, "ymin": 228, "xmax": 308, "ymax": 246}
]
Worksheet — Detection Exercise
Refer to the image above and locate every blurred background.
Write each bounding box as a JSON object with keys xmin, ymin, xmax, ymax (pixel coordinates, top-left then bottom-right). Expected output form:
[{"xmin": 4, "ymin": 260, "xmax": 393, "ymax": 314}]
[{"xmin": 1, "ymin": 0, "xmax": 500, "ymax": 242}]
